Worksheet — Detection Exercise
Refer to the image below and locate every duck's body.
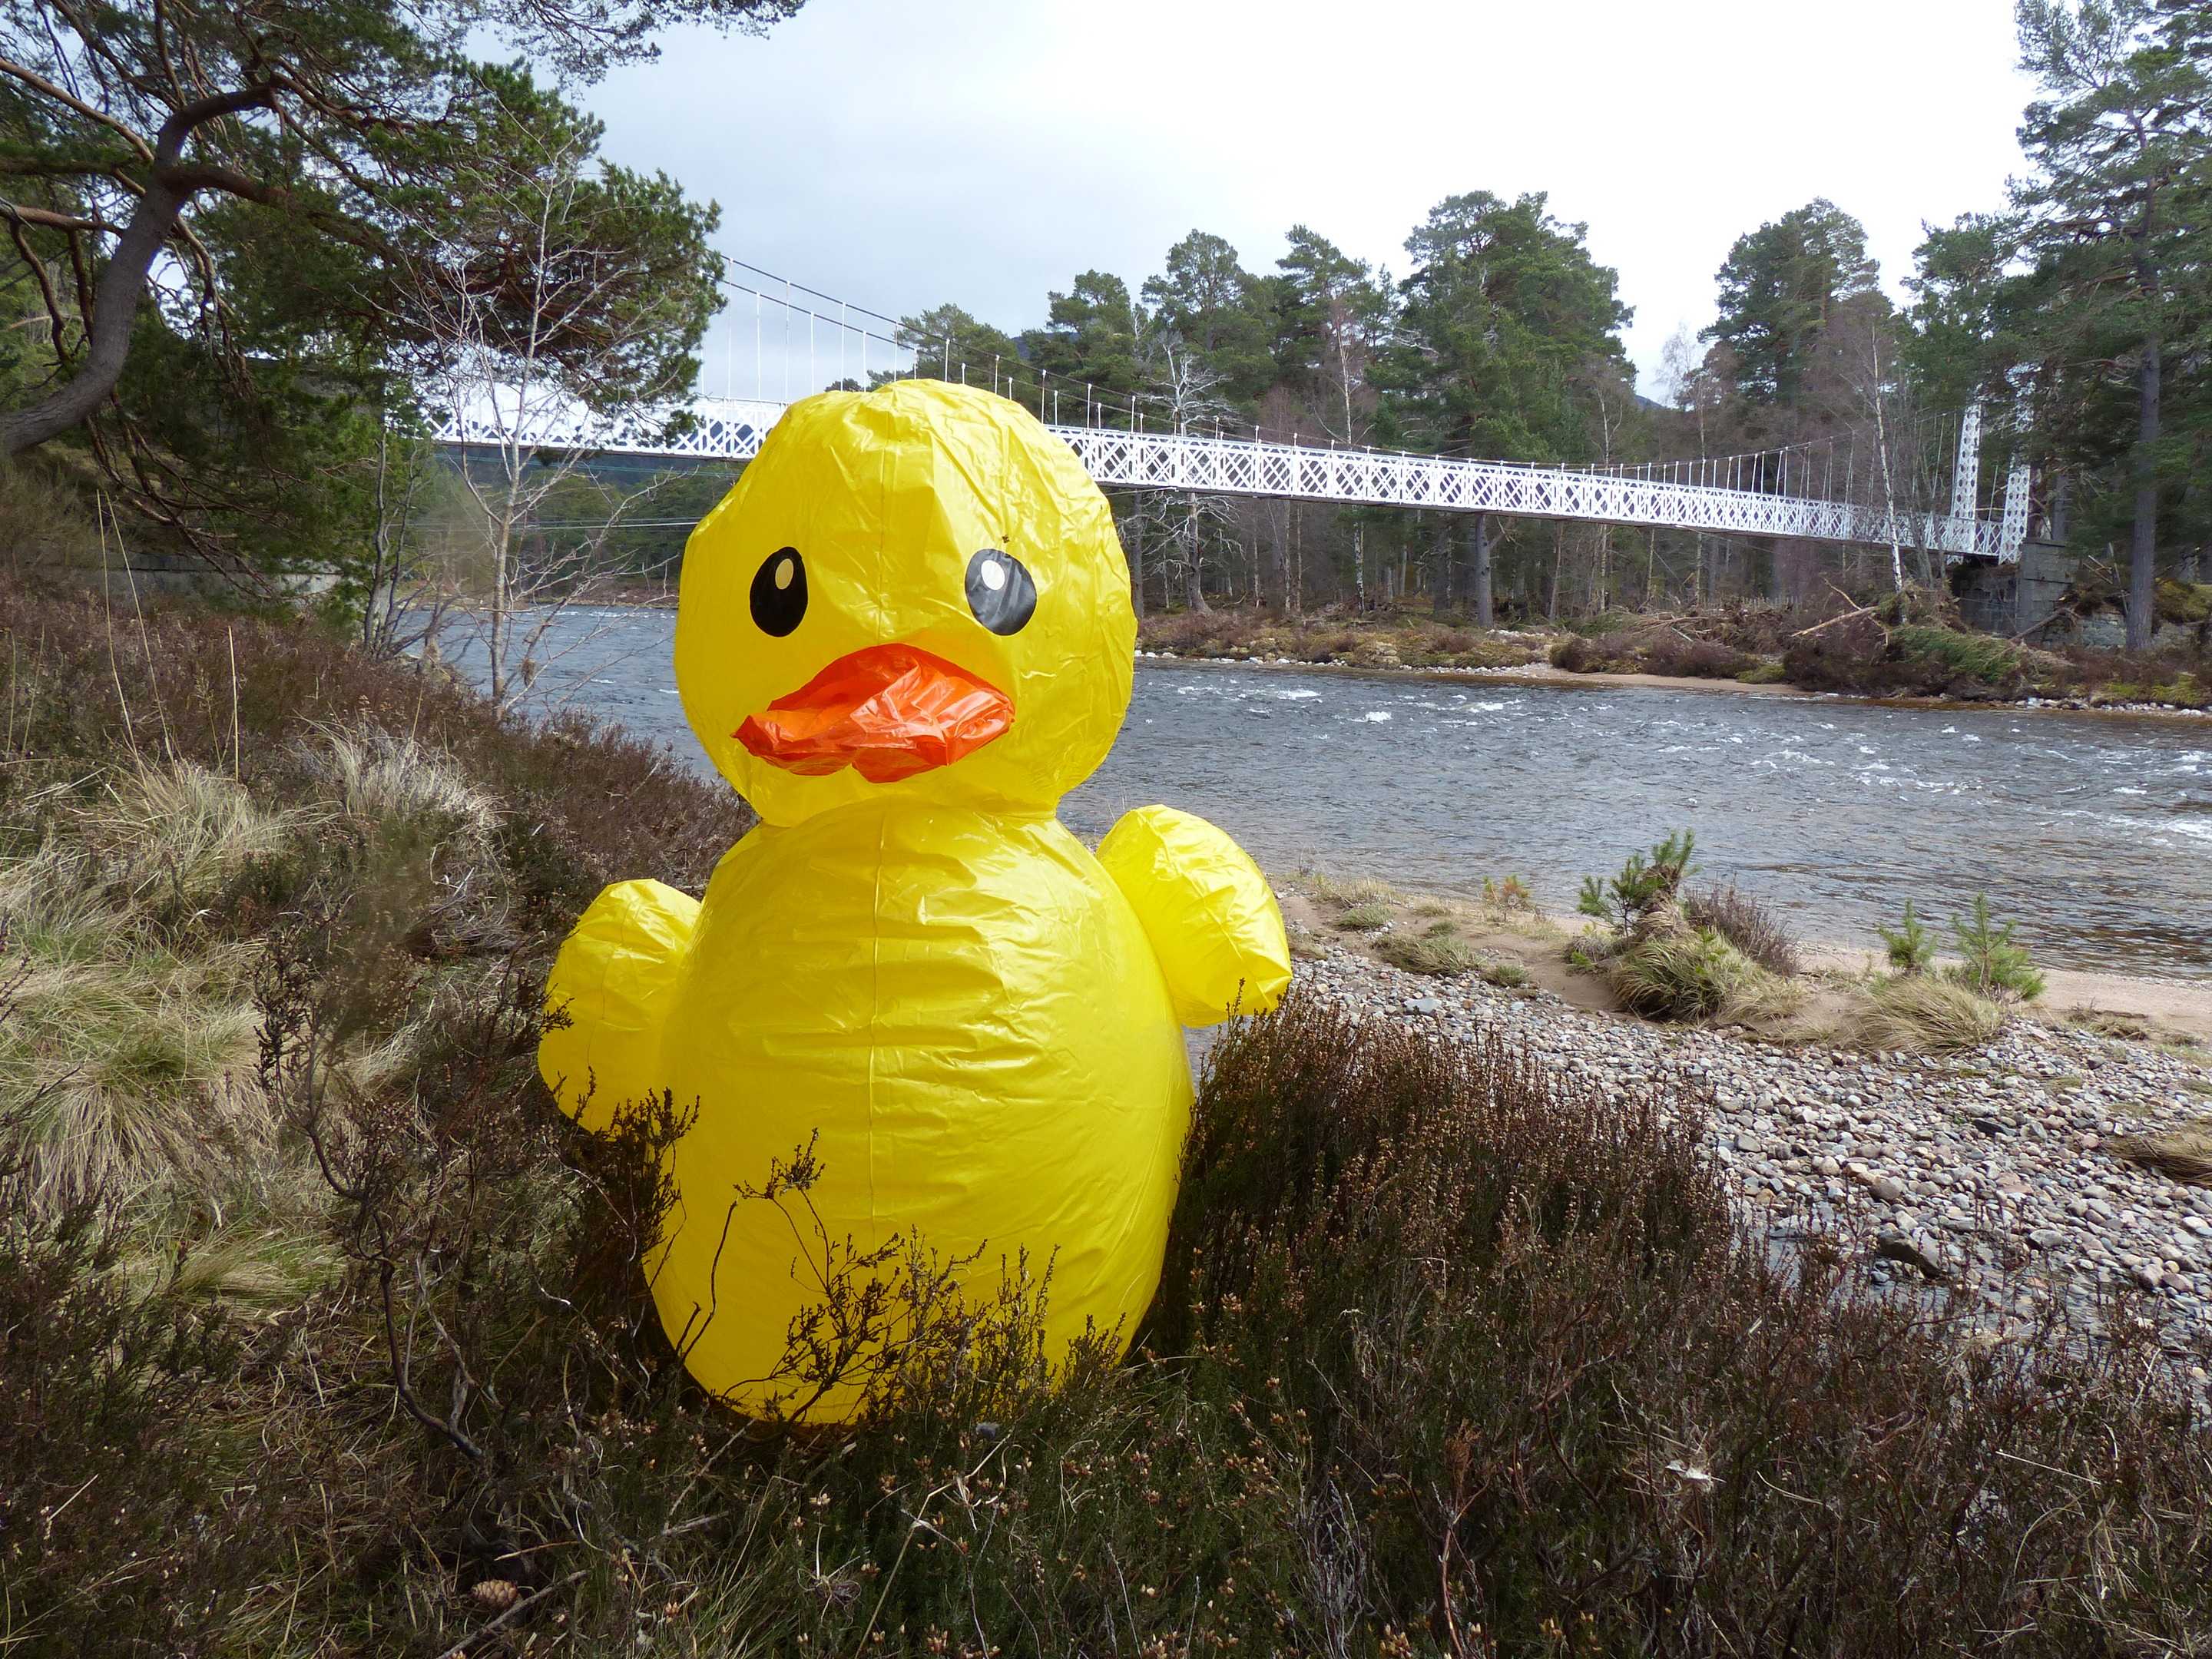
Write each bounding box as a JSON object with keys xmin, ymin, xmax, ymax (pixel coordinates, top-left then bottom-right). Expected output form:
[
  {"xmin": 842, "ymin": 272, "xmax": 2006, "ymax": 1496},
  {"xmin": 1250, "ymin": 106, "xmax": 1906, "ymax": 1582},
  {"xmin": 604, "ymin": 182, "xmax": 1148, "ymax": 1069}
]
[
  {"xmin": 651, "ymin": 801, "xmax": 1188, "ymax": 1407},
  {"xmin": 538, "ymin": 382, "xmax": 1286, "ymax": 1420}
]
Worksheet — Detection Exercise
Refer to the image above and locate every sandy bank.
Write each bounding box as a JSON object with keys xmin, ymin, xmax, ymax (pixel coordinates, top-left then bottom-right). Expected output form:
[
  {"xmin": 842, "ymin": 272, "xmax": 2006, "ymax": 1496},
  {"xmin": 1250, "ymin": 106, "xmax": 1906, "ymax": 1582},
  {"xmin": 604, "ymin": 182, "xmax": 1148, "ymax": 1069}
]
[{"xmin": 1803, "ymin": 947, "xmax": 2212, "ymax": 1045}]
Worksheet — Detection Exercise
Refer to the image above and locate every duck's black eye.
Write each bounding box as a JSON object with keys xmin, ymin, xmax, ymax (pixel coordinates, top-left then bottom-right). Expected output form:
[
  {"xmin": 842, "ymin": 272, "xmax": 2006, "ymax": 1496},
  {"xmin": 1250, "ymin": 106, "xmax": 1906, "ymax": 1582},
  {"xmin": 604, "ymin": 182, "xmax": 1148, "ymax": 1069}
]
[
  {"xmin": 965, "ymin": 548, "xmax": 1035, "ymax": 635},
  {"xmin": 750, "ymin": 547, "xmax": 806, "ymax": 636}
]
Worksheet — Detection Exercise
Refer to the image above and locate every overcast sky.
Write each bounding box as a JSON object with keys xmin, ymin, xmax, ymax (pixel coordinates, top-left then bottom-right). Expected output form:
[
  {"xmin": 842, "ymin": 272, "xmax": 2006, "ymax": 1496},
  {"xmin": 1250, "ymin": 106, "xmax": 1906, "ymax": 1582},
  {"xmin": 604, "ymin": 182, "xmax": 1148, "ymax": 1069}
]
[{"xmin": 584, "ymin": 0, "xmax": 2042, "ymax": 402}]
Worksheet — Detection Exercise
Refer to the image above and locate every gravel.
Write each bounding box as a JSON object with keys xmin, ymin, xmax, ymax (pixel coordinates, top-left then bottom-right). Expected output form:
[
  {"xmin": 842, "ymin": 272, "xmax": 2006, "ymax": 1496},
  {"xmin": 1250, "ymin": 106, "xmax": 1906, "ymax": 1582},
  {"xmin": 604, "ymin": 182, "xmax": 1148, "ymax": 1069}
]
[{"xmin": 1283, "ymin": 943, "xmax": 2212, "ymax": 1377}]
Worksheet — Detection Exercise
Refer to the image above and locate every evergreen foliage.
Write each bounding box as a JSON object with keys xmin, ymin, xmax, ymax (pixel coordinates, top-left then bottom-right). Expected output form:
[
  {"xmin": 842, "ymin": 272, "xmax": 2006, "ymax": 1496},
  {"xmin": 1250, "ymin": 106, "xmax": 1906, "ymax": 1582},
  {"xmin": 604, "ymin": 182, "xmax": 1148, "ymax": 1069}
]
[
  {"xmin": 1914, "ymin": 0, "xmax": 2212, "ymax": 647},
  {"xmin": 1705, "ymin": 199, "xmax": 1885, "ymax": 411},
  {"xmin": 1878, "ymin": 899, "xmax": 1938, "ymax": 975},
  {"xmin": 0, "ymin": 0, "xmax": 781, "ymax": 594}
]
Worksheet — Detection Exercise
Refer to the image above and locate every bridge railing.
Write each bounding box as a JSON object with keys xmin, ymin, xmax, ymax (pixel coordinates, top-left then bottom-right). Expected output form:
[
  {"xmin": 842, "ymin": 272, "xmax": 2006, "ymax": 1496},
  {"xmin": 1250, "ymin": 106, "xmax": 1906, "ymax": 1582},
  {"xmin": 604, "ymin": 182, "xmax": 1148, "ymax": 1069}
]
[
  {"xmin": 430, "ymin": 399, "xmax": 2025, "ymax": 561},
  {"xmin": 1053, "ymin": 426, "xmax": 2016, "ymax": 560}
]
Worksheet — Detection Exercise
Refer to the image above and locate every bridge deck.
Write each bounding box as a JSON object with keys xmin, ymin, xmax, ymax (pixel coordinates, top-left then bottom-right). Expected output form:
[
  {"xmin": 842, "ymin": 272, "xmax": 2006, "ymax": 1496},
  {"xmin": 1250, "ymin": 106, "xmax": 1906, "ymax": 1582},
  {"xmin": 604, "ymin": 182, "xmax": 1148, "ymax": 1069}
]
[{"xmin": 432, "ymin": 396, "xmax": 2028, "ymax": 561}]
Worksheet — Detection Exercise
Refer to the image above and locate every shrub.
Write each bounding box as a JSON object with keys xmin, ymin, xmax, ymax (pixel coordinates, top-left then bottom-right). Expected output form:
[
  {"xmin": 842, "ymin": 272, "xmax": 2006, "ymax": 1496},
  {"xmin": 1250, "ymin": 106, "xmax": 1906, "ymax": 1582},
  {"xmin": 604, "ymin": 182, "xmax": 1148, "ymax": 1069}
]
[
  {"xmin": 1157, "ymin": 994, "xmax": 2212, "ymax": 1654},
  {"xmin": 1890, "ymin": 624, "xmax": 2026, "ymax": 689},
  {"xmin": 1608, "ymin": 926, "xmax": 1795, "ymax": 1023},
  {"xmin": 1684, "ymin": 882, "xmax": 1800, "ymax": 976},
  {"xmin": 1481, "ymin": 873, "xmax": 1535, "ymax": 912},
  {"xmin": 1639, "ymin": 634, "xmax": 1760, "ymax": 679},
  {"xmin": 1578, "ymin": 830, "xmax": 1697, "ymax": 929},
  {"xmin": 1550, "ymin": 632, "xmax": 1634, "ymax": 673},
  {"xmin": 1945, "ymin": 892, "xmax": 2045, "ymax": 1001},
  {"xmin": 0, "ymin": 1178, "xmax": 270, "ymax": 1656},
  {"xmin": 1877, "ymin": 898, "xmax": 1936, "ymax": 975}
]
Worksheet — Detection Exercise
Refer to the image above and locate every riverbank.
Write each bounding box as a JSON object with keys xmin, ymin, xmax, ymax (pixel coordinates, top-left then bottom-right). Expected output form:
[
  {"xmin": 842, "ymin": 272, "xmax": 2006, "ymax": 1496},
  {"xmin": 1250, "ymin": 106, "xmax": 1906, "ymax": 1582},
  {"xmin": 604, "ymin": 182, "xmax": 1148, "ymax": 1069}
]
[
  {"xmin": 1272, "ymin": 873, "xmax": 2212, "ymax": 1047},
  {"xmin": 7, "ymin": 575, "xmax": 2210, "ymax": 1651},
  {"xmin": 1273, "ymin": 871, "xmax": 2212, "ymax": 1363},
  {"xmin": 1141, "ymin": 641, "xmax": 2212, "ymax": 720},
  {"xmin": 1290, "ymin": 935, "xmax": 2212, "ymax": 1370},
  {"xmin": 1136, "ymin": 596, "xmax": 2212, "ymax": 715},
  {"xmin": 1273, "ymin": 864, "xmax": 2212, "ymax": 1360}
]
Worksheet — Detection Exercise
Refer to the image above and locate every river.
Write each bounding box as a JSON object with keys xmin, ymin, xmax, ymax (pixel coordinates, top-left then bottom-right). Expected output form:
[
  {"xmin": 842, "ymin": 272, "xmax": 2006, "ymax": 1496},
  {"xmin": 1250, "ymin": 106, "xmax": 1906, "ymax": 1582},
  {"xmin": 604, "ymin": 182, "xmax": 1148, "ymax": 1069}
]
[{"xmin": 449, "ymin": 608, "xmax": 2212, "ymax": 981}]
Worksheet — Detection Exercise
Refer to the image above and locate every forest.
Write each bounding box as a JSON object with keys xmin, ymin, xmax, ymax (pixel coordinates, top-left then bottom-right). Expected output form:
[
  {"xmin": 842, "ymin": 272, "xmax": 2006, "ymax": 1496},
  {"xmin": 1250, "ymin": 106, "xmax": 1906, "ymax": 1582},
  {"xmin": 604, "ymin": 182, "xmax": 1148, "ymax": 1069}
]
[
  {"xmin": 853, "ymin": 2, "xmax": 2203, "ymax": 650},
  {"xmin": 0, "ymin": 0, "xmax": 2204, "ymax": 650},
  {"xmin": 886, "ymin": 0, "xmax": 2211, "ymax": 647}
]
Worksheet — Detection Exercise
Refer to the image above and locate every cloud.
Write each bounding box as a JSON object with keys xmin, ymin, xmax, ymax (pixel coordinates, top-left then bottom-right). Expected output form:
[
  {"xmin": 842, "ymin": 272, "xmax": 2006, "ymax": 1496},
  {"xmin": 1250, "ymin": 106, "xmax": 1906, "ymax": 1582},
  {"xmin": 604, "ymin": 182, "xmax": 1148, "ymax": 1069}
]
[{"xmin": 585, "ymin": 0, "xmax": 2036, "ymax": 399}]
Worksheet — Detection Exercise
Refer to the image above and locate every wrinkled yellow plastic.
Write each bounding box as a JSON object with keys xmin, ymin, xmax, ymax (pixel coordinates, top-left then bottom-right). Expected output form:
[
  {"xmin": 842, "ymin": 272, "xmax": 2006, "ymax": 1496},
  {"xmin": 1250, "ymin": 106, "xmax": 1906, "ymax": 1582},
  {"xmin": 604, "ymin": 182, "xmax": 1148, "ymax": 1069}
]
[
  {"xmin": 538, "ymin": 878, "xmax": 699, "ymax": 1134},
  {"xmin": 1097, "ymin": 806, "xmax": 1293, "ymax": 1027},
  {"xmin": 675, "ymin": 383, "xmax": 1134, "ymax": 826},
  {"xmin": 654, "ymin": 800, "xmax": 1188, "ymax": 1422},
  {"xmin": 538, "ymin": 380, "xmax": 1281, "ymax": 1422}
]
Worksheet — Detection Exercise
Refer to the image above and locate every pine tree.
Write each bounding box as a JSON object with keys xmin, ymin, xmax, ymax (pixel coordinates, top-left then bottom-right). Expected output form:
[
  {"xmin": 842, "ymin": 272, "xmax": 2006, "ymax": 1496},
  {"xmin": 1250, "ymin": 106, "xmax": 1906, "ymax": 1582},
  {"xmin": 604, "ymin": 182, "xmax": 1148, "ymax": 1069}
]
[
  {"xmin": 1704, "ymin": 200, "xmax": 1885, "ymax": 413},
  {"xmin": 1385, "ymin": 190, "xmax": 1633, "ymax": 465},
  {"xmin": 2011, "ymin": 0, "xmax": 2212, "ymax": 647},
  {"xmin": 1141, "ymin": 232, "xmax": 1277, "ymax": 408}
]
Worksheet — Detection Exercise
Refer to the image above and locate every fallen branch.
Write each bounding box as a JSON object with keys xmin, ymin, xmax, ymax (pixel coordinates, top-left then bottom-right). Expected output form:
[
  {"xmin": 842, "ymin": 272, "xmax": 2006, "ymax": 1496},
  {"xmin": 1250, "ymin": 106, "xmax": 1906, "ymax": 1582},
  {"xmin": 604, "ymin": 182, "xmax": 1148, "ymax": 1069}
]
[{"xmin": 1788, "ymin": 583, "xmax": 1885, "ymax": 643}]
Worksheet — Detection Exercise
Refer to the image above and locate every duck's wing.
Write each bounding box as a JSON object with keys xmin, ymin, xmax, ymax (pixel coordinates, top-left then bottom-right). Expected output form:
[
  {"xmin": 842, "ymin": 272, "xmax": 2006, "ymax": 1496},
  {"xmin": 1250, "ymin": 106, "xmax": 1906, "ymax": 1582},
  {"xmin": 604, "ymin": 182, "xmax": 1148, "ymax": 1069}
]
[
  {"xmin": 1096, "ymin": 806, "xmax": 1292, "ymax": 1028},
  {"xmin": 538, "ymin": 878, "xmax": 701, "ymax": 1133}
]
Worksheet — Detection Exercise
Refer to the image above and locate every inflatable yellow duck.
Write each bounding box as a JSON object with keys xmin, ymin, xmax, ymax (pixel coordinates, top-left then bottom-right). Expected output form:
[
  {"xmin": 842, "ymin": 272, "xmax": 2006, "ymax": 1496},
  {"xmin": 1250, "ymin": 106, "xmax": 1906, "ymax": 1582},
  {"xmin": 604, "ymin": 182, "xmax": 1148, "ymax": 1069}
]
[{"xmin": 538, "ymin": 380, "xmax": 1290, "ymax": 1420}]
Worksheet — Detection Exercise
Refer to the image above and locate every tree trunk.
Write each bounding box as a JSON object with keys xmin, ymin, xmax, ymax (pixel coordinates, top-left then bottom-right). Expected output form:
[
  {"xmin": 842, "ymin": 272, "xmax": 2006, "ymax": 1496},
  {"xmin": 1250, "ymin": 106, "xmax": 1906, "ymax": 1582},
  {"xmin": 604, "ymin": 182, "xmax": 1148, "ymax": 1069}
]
[
  {"xmin": 2129, "ymin": 336, "xmax": 2160, "ymax": 651},
  {"xmin": 0, "ymin": 179, "xmax": 192, "ymax": 454},
  {"xmin": 1470, "ymin": 513, "xmax": 1495, "ymax": 627},
  {"xmin": 0, "ymin": 87, "xmax": 275, "ymax": 455},
  {"xmin": 1182, "ymin": 495, "xmax": 1208, "ymax": 612}
]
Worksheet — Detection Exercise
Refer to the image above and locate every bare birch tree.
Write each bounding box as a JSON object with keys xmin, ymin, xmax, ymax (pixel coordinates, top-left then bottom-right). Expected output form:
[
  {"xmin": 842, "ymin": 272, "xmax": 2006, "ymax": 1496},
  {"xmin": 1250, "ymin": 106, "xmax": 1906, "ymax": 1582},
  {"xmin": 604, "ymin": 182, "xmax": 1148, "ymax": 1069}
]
[{"xmin": 398, "ymin": 105, "xmax": 718, "ymax": 709}]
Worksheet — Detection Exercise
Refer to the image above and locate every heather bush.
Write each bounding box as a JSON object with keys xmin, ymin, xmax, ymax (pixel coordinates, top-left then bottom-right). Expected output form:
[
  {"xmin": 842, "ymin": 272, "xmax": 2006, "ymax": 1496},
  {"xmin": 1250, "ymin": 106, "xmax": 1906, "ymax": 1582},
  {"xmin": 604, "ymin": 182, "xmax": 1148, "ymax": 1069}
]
[{"xmin": 1683, "ymin": 881, "xmax": 1801, "ymax": 976}]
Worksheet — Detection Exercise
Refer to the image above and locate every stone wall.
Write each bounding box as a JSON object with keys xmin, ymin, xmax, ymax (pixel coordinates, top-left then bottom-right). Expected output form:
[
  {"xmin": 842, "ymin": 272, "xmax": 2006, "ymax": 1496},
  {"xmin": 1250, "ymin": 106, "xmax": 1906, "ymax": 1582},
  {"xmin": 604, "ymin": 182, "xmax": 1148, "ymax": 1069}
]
[{"xmin": 1952, "ymin": 541, "xmax": 2074, "ymax": 639}]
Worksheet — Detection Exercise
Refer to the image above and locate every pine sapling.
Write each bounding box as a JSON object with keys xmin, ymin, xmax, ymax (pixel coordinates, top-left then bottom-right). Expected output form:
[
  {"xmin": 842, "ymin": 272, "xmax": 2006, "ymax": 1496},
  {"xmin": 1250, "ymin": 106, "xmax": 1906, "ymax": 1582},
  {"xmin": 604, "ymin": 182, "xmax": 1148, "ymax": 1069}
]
[
  {"xmin": 1947, "ymin": 892, "xmax": 2045, "ymax": 1001},
  {"xmin": 1878, "ymin": 900, "xmax": 1934, "ymax": 976}
]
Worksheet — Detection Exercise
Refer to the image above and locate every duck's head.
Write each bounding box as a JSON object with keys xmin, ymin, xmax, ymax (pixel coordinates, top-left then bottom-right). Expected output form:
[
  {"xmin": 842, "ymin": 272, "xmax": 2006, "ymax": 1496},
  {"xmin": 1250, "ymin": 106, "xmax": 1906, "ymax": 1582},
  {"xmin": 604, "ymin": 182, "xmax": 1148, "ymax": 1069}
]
[{"xmin": 675, "ymin": 381, "xmax": 1135, "ymax": 827}]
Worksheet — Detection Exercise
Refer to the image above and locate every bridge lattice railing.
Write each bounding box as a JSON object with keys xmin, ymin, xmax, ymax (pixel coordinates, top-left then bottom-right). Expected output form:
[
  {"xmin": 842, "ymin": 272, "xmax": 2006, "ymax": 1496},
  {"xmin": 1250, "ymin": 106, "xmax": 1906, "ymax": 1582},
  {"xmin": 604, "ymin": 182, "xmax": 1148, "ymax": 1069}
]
[{"xmin": 432, "ymin": 399, "xmax": 2028, "ymax": 560}]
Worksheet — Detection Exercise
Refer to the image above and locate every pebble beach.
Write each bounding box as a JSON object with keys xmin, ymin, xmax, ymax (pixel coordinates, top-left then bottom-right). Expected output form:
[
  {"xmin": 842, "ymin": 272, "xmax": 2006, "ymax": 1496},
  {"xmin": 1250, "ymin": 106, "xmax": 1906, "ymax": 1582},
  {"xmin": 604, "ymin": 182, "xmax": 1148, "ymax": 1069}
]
[{"xmin": 1293, "ymin": 942, "xmax": 2212, "ymax": 1373}]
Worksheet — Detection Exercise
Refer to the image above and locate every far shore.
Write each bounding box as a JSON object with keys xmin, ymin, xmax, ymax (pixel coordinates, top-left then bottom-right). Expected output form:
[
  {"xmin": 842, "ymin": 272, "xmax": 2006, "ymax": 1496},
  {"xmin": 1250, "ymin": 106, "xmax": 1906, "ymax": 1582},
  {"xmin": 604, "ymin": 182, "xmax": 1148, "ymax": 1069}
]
[{"xmin": 1138, "ymin": 650, "xmax": 2212, "ymax": 723}]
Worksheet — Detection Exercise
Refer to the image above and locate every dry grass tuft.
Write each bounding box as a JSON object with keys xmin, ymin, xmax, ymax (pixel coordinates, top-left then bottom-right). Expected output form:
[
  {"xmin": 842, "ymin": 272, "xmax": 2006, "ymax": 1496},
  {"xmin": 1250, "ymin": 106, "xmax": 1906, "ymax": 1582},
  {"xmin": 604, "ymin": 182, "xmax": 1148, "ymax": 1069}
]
[
  {"xmin": 2067, "ymin": 1006, "xmax": 2191, "ymax": 1046},
  {"xmin": 1854, "ymin": 973, "xmax": 2009, "ymax": 1054},
  {"xmin": 310, "ymin": 722, "xmax": 498, "ymax": 846},
  {"xmin": 1335, "ymin": 900, "xmax": 1392, "ymax": 932},
  {"xmin": 2108, "ymin": 1118, "xmax": 2212, "ymax": 1184},
  {"xmin": 1608, "ymin": 925, "xmax": 1804, "ymax": 1025},
  {"xmin": 79, "ymin": 759, "xmax": 300, "ymax": 906},
  {"xmin": 0, "ymin": 767, "xmax": 286, "ymax": 1209},
  {"xmin": 1309, "ymin": 872, "xmax": 1402, "ymax": 909},
  {"xmin": 1375, "ymin": 931, "xmax": 1479, "ymax": 975}
]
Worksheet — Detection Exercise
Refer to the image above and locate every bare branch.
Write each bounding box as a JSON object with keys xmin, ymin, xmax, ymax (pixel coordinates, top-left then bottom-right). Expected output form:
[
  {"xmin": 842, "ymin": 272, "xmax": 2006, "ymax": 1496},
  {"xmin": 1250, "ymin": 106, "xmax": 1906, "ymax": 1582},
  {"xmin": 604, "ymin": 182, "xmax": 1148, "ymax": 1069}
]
[{"xmin": 0, "ymin": 52, "xmax": 153, "ymax": 160}]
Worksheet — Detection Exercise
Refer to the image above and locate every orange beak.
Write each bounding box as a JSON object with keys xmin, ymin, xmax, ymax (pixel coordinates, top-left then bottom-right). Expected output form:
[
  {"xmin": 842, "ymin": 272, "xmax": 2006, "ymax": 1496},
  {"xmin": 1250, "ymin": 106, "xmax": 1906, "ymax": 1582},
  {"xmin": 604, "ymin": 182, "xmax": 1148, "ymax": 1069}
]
[{"xmin": 734, "ymin": 644, "xmax": 1014, "ymax": 784}]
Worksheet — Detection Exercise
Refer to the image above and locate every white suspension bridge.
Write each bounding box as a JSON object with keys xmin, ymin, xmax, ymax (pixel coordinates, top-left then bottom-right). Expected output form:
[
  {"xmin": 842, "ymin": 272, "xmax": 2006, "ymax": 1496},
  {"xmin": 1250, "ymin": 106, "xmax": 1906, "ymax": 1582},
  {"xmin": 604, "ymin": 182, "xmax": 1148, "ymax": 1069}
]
[{"xmin": 429, "ymin": 259, "xmax": 2034, "ymax": 564}]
